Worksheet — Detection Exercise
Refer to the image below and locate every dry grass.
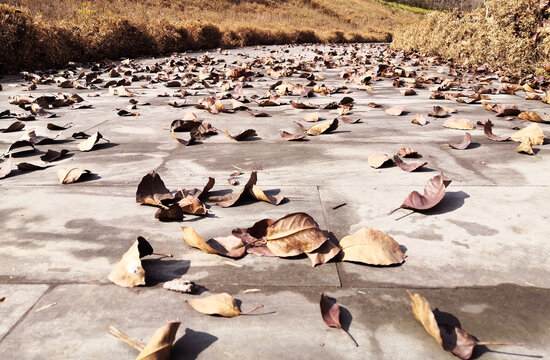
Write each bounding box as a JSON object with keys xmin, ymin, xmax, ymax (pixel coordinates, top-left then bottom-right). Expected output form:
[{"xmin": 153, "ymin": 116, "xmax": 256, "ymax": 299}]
[
  {"xmin": 392, "ymin": 0, "xmax": 550, "ymax": 75},
  {"xmin": 0, "ymin": 0, "xmax": 419, "ymax": 73}
]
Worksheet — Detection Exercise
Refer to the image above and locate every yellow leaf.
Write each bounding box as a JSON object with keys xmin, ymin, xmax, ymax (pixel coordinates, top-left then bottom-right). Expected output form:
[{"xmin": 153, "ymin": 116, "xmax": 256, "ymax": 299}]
[
  {"xmin": 186, "ymin": 293, "xmax": 242, "ymax": 317},
  {"xmin": 137, "ymin": 321, "xmax": 180, "ymax": 360},
  {"xmin": 516, "ymin": 139, "xmax": 535, "ymax": 155},
  {"xmin": 443, "ymin": 118, "xmax": 474, "ymax": 130},
  {"xmin": 340, "ymin": 227, "xmax": 406, "ymax": 265},
  {"xmin": 368, "ymin": 153, "xmax": 391, "ymax": 168},
  {"xmin": 510, "ymin": 123, "xmax": 544, "ymax": 145},
  {"xmin": 407, "ymin": 290, "xmax": 443, "ymax": 346}
]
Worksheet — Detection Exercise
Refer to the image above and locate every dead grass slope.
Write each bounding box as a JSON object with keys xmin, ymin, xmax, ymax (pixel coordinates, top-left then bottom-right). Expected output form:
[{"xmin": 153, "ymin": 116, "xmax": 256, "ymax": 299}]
[
  {"xmin": 392, "ymin": 0, "xmax": 550, "ymax": 75},
  {"xmin": 0, "ymin": 0, "xmax": 419, "ymax": 73}
]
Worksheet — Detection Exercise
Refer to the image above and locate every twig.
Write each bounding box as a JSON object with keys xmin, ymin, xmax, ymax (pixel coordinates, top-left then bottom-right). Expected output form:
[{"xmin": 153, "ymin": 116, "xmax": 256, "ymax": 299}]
[
  {"xmin": 241, "ymin": 305, "xmax": 264, "ymax": 315},
  {"xmin": 332, "ymin": 203, "xmax": 347, "ymax": 210},
  {"xmin": 477, "ymin": 341, "xmax": 521, "ymax": 346},
  {"xmin": 340, "ymin": 328, "xmax": 359, "ymax": 347},
  {"xmin": 388, "ymin": 206, "xmax": 402, "ymax": 216},
  {"xmin": 108, "ymin": 326, "xmax": 145, "ymax": 351}
]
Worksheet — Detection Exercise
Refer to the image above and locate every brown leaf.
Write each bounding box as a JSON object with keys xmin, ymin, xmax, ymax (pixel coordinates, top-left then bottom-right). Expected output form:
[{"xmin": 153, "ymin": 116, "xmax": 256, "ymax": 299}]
[
  {"xmin": 411, "ymin": 113, "xmax": 427, "ymax": 126},
  {"xmin": 338, "ymin": 116, "xmax": 361, "ymax": 124},
  {"xmin": 225, "ymin": 129, "xmax": 257, "ymax": 141},
  {"xmin": 407, "ymin": 290, "xmax": 443, "ymax": 346},
  {"xmin": 3, "ymin": 140, "xmax": 35, "ymax": 157},
  {"xmin": 368, "ymin": 153, "xmax": 392, "ymax": 168},
  {"xmin": 391, "ymin": 172, "xmax": 451, "ymax": 214},
  {"xmin": 340, "ymin": 227, "xmax": 406, "ymax": 265},
  {"xmin": 181, "ymin": 227, "xmax": 246, "ymax": 258},
  {"xmin": 518, "ymin": 111, "xmax": 546, "ymax": 123},
  {"xmin": 320, "ymin": 293, "xmax": 358, "ymax": 346},
  {"xmin": 449, "ymin": 132, "xmax": 472, "ymax": 150},
  {"xmin": 385, "ymin": 105, "xmax": 404, "ymax": 116},
  {"xmin": 428, "ymin": 106, "xmax": 448, "ymax": 118},
  {"xmin": 136, "ymin": 171, "xmax": 174, "ymax": 206},
  {"xmin": 302, "ymin": 113, "xmax": 319, "ymax": 122},
  {"xmin": 368, "ymin": 102, "xmax": 382, "ymax": 108},
  {"xmin": 17, "ymin": 162, "xmax": 47, "ymax": 171},
  {"xmin": 108, "ymin": 237, "xmax": 154, "ymax": 287},
  {"xmin": 176, "ymin": 193, "xmax": 208, "ymax": 215},
  {"xmin": 137, "ymin": 321, "xmax": 180, "ymax": 360},
  {"xmin": 393, "ymin": 155, "xmax": 427, "ymax": 172},
  {"xmin": 0, "ymin": 121, "xmax": 25, "ymax": 133},
  {"xmin": 78, "ymin": 131, "xmax": 105, "ymax": 152},
  {"xmin": 117, "ymin": 109, "xmax": 139, "ymax": 116},
  {"xmin": 246, "ymin": 109, "xmax": 270, "ymax": 117},
  {"xmin": 510, "ymin": 123, "xmax": 544, "ymax": 145},
  {"xmin": 400, "ymin": 89, "xmax": 417, "ymax": 96},
  {"xmin": 304, "ymin": 119, "xmax": 339, "ymax": 135},
  {"xmin": 290, "ymin": 100, "xmax": 318, "ymax": 109},
  {"xmin": 170, "ymin": 120, "xmax": 200, "ymax": 132},
  {"xmin": 483, "ymin": 120, "xmax": 509, "ymax": 141},
  {"xmin": 155, "ymin": 203, "xmax": 184, "ymax": 221},
  {"xmin": 0, "ymin": 155, "xmax": 14, "ymax": 179},
  {"xmin": 443, "ymin": 118, "xmax": 474, "ymax": 130},
  {"xmin": 266, "ymin": 212, "xmax": 327, "ymax": 257},
  {"xmin": 208, "ymin": 171, "xmax": 257, "ymax": 207},
  {"xmin": 397, "ymin": 147, "xmax": 418, "ymax": 157},
  {"xmin": 171, "ymin": 128, "xmax": 200, "ymax": 146},
  {"xmin": 280, "ymin": 131, "xmax": 306, "ymax": 141},
  {"xmin": 250, "ymin": 185, "xmax": 285, "ymax": 205},
  {"xmin": 47, "ymin": 122, "xmax": 72, "ymax": 131},
  {"xmin": 57, "ymin": 168, "xmax": 91, "ymax": 184},
  {"xmin": 306, "ymin": 239, "xmax": 341, "ymax": 267},
  {"xmin": 493, "ymin": 104, "xmax": 520, "ymax": 117},
  {"xmin": 186, "ymin": 293, "xmax": 260, "ymax": 317}
]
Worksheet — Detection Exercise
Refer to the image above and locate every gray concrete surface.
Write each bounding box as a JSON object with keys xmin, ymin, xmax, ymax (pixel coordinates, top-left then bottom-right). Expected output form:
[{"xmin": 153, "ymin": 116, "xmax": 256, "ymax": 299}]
[{"xmin": 0, "ymin": 43, "xmax": 549, "ymax": 359}]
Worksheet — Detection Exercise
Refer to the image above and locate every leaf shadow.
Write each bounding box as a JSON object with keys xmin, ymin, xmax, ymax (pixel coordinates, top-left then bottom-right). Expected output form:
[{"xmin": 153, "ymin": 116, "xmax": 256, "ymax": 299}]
[
  {"xmin": 466, "ymin": 142, "xmax": 481, "ymax": 150},
  {"xmin": 472, "ymin": 347, "xmax": 543, "ymax": 359},
  {"xmin": 93, "ymin": 142, "xmax": 120, "ymax": 150},
  {"xmin": 73, "ymin": 172, "xmax": 101, "ymax": 183},
  {"xmin": 10, "ymin": 149, "xmax": 42, "ymax": 158},
  {"xmin": 143, "ymin": 259, "xmax": 190, "ymax": 286},
  {"xmin": 171, "ymin": 328, "xmax": 218, "ymax": 360},
  {"xmin": 421, "ymin": 190, "xmax": 470, "ymax": 215}
]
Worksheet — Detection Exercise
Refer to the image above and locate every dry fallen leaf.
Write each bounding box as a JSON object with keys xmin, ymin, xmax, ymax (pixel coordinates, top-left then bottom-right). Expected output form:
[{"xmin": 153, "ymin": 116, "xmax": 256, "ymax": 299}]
[
  {"xmin": 186, "ymin": 293, "xmax": 261, "ymax": 317},
  {"xmin": 266, "ymin": 212, "xmax": 327, "ymax": 257},
  {"xmin": 0, "ymin": 155, "xmax": 14, "ymax": 179},
  {"xmin": 443, "ymin": 119, "xmax": 474, "ymax": 130},
  {"xmin": 516, "ymin": 140, "xmax": 535, "ymax": 155},
  {"xmin": 411, "ymin": 113, "xmax": 427, "ymax": 126},
  {"xmin": 518, "ymin": 111, "xmax": 546, "ymax": 123},
  {"xmin": 280, "ymin": 131, "xmax": 306, "ymax": 141},
  {"xmin": 400, "ymin": 89, "xmax": 417, "ymax": 96},
  {"xmin": 302, "ymin": 113, "xmax": 320, "ymax": 122},
  {"xmin": 78, "ymin": 131, "xmax": 106, "ymax": 152},
  {"xmin": 137, "ymin": 321, "xmax": 181, "ymax": 360},
  {"xmin": 108, "ymin": 236, "xmax": 154, "ymax": 288},
  {"xmin": 320, "ymin": 293, "xmax": 358, "ymax": 346},
  {"xmin": 390, "ymin": 172, "xmax": 451, "ymax": 214},
  {"xmin": 297, "ymin": 119, "xmax": 339, "ymax": 136},
  {"xmin": 510, "ymin": 123, "xmax": 544, "ymax": 145},
  {"xmin": 225, "ymin": 129, "xmax": 257, "ymax": 141},
  {"xmin": 483, "ymin": 121, "xmax": 509, "ymax": 141},
  {"xmin": 368, "ymin": 153, "xmax": 392, "ymax": 168},
  {"xmin": 448, "ymin": 133, "xmax": 472, "ymax": 150},
  {"xmin": 393, "ymin": 155, "xmax": 427, "ymax": 172},
  {"xmin": 340, "ymin": 227, "xmax": 406, "ymax": 265},
  {"xmin": 306, "ymin": 239, "xmax": 341, "ymax": 267},
  {"xmin": 181, "ymin": 226, "xmax": 246, "ymax": 258},
  {"xmin": 136, "ymin": 171, "xmax": 174, "ymax": 206},
  {"xmin": 57, "ymin": 168, "xmax": 91, "ymax": 184},
  {"xmin": 385, "ymin": 105, "xmax": 404, "ymax": 116},
  {"xmin": 397, "ymin": 147, "xmax": 418, "ymax": 157},
  {"xmin": 407, "ymin": 290, "xmax": 443, "ymax": 346},
  {"xmin": 0, "ymin": 121, "xmax": 25, "ymax": 133},
  {"xmin": 208, "ymin": 171, "xmax": 284, "ymax": 207}
]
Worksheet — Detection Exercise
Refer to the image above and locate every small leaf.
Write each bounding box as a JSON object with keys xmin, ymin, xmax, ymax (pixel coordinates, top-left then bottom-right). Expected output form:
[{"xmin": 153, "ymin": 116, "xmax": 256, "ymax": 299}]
[
  {"xmin": 305, "ymin": 119, "xmax": 339, "ymax": 136},
  {"xmin": 411, "ymin": 113, "xmax": 427, "ymax": 126},
  {"xmin": 385, "ymin": 105, "xmax": 404, "ymax": 116},
  {"xmin": 516, "ymin": 140, "xmax": 535, "ymax": 155},
  {"xmin": 186, "ymin": 293, "xmax": 258, "ymax": 317},
  {"xmin": 483, "ymin": 121, "xmax": 509, "ymax": 141},
  {"xmin": 443, "ymin": 119, "xmax": 474, "ymax": 130},
  {"xmin": 78, "ymin": 131, "xmax": 105, "ymax": 152},
  {"xmin": 393, "ymin": 155, "xmax": 427, "ymax": 172},
  {"xmin": 390, "ymin": 173, "xmax": 451, "ymax": 214},
  {"xmin": 0, "ymin": 121, "xmax": 25, "ymax": 133},
  {"xmin": 320, "ymin": 294, "xmax": 358, "ymax": 346},
  {"xmin": 0, "ymin": 155, "xmax": 14, "ymax": 179},
  {"xmin": 448, "ymin": 133, "xmax": 472, "ymax": 150},
  {"xmin": 181, "ymin": 227, "xmax": 246, "ymax": 258},
  {"xmin": 57, "ymin": 168, "xmax": 91, "ymax": 184},
  {"xmin": 368, "ymin": 153, "xmax": 392, "ymax": 168},
  {"xmin": 518, "ymin": 111, "xmax": 547, "ymax": 123},
  {"xmin": 225, "ymin": 129, "xmax": 257, "ymax": 141},
  {"xmin": 108, "ymin": 237, "xmax": 154, "ymax": 288},
  {"xmin": 407, "ymin": 290, "xmax": 443, "ymax": 346}
]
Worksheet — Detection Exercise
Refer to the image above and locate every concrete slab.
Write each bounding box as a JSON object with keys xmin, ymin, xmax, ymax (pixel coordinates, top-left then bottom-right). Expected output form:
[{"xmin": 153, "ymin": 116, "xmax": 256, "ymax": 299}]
[{"xmin": 0, "ymin": 284, "xmax": 49, "ymax": 341}]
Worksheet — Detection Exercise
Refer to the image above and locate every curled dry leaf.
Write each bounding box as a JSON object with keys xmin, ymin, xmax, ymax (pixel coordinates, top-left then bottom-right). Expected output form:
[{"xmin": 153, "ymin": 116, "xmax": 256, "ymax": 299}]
[
  {"xmin": 137, "ymin": 321, "xmax": 181, "ymax": 360},
  {"xmin": 57, "ymin": 168, "xmax": 91, "ymax": 184},
  {"xmin": 510, "ymin": 123, "xmax": 544, "ymax": 145},
  {"xmin": 407, "ymin": 290, "xmax": 443, "ymax": 346},
  {"xmin": 393, "ymin": 155, "xmax": 427, "ymax": 172},
  {"xmin": 428, "ymin": 106, "xmax": 448, "ymax": 118},
  {"xmin": 449, "ymin": 132, "xmax": 472, "ymax": 150},
  {"xmin": 390, "ymin": 172, "xmax": 451, "ymax": 214},
  {"xmin": 181, "ymin": 226, "xmax": 246, "ymax": 258},
  {"xmin": 208, "ymin": 171, "xmax": 284, "ymax": 207},
  {"xmin": 338, "ymin": 116, "xmax": 361, "ymax": 124},
  {"xmin": 412, "ymin": 113, "xmax": 427, "ymax": 126},
  {"xmin": 0, "ymin": 155, "xmax": 14, "ymax": 179},
  {"xmin": 280, "ymin": 131, "xmax": 306, "ymax": 141},
  {"xmin": 320, "ymin": 293, "xmax": 358, "ymax": 346},
  {"xmin": 301, "ymin": 119, "xmax": 339, "ymax": 136},
  {"xmin": 493, "ymin": 104, "xmax": 520, "ymax": 117},
  {"xmin": 171, "ymin": 128, "xmax": 200, "ymax": 146},
  {"xmin": 266, "ymin": 212, "xmax": 327, "ymax": 257},
  {"xmin": 368, "ymin": 153, "xmax": 392, "ymax": 168},
  {"xmin": 340, "ymin": 227, "xmax": 406, "ymax": 265},
  {"xmin": 443, "ymin": 119, "xmax": 474, "ymax": 130},
  {"xmin": 385, "ymin": 105, "xmax": 404, "ymax": 116},
  {"xmin": 186, "ymin": 293, "xmax": 261, "ymax": 317},
  {"xmin": 225, "ymin": 129, "xmax": 257, "ymax": 141},
  {"xmin": 171, "ymin": 119, "xmax": 200, "ymax": 132},
  {"xmin": 47, "ymin": 122, "xmax": 72, "ymax": 131},
  {"xmin": 516, "ymin": 140, "xmax": 535, "ymax": 155},
  {"xmin": 136, "ymin": 171, "xmax": 174, "ymax": 206},
  {"xmin": 0, "ymin": 121, "xmax": 25, "ymax": 133},
  {"xmin": 290, "ymin": 100, "xmax": 318, "ymax": 109},
  {"xmin": 519, "ymin": 111, "xmax": 546, "ymax": 123},
  {"xmin": 108, "ymin": 236, "xmax": 154, "ymax": 288},
  {"xmin": 483, "ymin": 120, "xmax": 509, "ymax": 141},
  {"xmin": 78, "ymin": 131, "xmax": 106, "ymax": 152}
]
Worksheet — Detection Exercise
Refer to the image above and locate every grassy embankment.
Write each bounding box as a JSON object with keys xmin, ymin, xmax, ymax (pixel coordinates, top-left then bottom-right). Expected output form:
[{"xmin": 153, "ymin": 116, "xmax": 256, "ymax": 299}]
[
  {"xmin": 392, "ymin": 0, "xmax": 550, "ymax": 76},
  {"xmin": 0, "ymin": 0, "xmax": 421, "ymax": 73}
]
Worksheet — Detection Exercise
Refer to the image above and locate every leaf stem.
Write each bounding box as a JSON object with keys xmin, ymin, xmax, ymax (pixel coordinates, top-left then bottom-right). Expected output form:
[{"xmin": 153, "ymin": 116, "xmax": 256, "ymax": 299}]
[
  {"xmin": 340, "ymin": 328, "xmax": 359, "ymax": 347},
  {"xmin": 388, "ymin": 206, "xmax": 402, "ymax": 216},
  {"xmin": 241, "ymin": 305, "xmax": 264, "ymax": 315},
  {"xmin": 152, "ymin": 252, "xmax": 173, "ymax": 257},
  {"xmin": 107, "ymin": 326, "xmax": 145, "ymax": 351},
  {"xmin": 477, "ymin": 341, "xmax": 521, "ymax": 346}
]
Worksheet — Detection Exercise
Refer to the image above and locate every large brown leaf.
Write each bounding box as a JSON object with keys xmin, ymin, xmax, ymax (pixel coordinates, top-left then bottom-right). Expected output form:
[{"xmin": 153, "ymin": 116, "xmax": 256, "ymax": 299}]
[
  {"xmin": 391, "ymin": 173, "xmax": 451, "ymax": 214},
  {"xmin": 510, "ymin": 123, "xmax": 544, "ymax": 145},
  {"xmin": 265, "ymin": 212, "xmax": 327, "ymax": 257},
  {"xmin": 320, "ymin": 294, "xmax": 357, "ymax": 346},
  {"xmin": 187, "ymin": 293, "xmax": 260, "ymax": 317},
  {"xmin": 181, "ymin": 227, "xmax": 246, "ymax": 258},
  {"xmin": 137, "ymin": 321, "xmax": 181, "ymax": 360},
  {"xmin": 108, "ymin": 237, "xmax": 154, "ymax": 288},
  {"xmin": 340, "ymin": 227, "xmax": 406, "ymax": 265},
  {"xmin": 136, "ymin": 171, "xmax": 174, "ymax": 206},
  {"xmin": 40, "ymin": 149, "xmax": 69, "ymax": 162}
]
